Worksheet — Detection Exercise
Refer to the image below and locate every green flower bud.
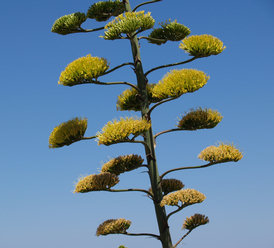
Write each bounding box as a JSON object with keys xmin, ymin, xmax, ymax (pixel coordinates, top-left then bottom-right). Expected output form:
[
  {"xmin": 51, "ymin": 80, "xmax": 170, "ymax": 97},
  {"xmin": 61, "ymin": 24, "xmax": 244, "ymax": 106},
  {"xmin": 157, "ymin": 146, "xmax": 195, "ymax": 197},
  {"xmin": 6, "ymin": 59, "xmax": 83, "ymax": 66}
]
[
  {"xmin": 87, "ymin": 0, "xmax": 125, "ymax": 22},
  {"xmin": 148, "ymin": 20, "xmax": 190, "ymax": 45}
]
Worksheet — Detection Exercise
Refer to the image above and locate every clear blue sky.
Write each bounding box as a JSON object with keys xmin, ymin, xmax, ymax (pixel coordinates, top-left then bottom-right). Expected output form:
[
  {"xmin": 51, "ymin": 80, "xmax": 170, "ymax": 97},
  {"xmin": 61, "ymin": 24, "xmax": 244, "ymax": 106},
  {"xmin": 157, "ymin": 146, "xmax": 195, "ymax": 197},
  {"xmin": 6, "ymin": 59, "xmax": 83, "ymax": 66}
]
[{"xmin": 1, "ymin": 0, "xmax": 274, "ymax": 248}]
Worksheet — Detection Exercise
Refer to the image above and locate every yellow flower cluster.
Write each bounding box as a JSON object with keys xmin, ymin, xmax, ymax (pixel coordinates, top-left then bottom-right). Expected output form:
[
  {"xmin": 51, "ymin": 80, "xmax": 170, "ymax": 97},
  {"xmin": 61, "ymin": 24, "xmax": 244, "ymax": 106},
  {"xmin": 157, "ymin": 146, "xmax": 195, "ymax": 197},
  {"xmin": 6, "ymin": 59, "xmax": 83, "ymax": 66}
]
[
  {"xmin": 183, "ymin": 214, "xmax": 209, "ymax": 230},
  {"xmin": 96, "ymin": 218, "xmax": 131, "ymax": 236},
  {"xmin": 178, "ymin": 108, "xmax": 223, "ymax": 130},
  {"xmin": 198, "ymin": 143, "xmax": 243, "ymax": 163},
  {"xmin": 152, "ymin": 69, "xmax": 209, "ymax": 100},
  {"xmin": 101, "ymin": 154, "xmax": 144, "ymax": 175},
  {"xmin": 180, "ymin": 34, "xmax": 226, "ymax": 57},
  {"xmin": 58, "ymin": 55, "xmax": 109, "ymax": 86},
  {"xmin": 49, "ymin": 117, "xmax": 87, "ymax": 148},
  {"xmin": 117, "ymin": 84, "xmax": 161, "ymax": 111},
  {"xmin": 103, "ymin": 11, "xmax": 155, "ymax": 40},
  {"xmin": 149, "ymin": 179, "xmax": 184, "ymax": 196},
  {"xmin": 87, "ymin": 0, "xmax": 125, "ymax": 22},
  {"xmin": 160, "ymin": 189, "xmax": 206, "ymax": 207},
  {"xmin": 74, "ymin": 172, "xmax": 119, "ymax": 193},
  {"xmin": 97, "ymin": 117, "xmax": 151, "ymax": 146},
  {"xmin": 51, "ymin": 12, "xmax": 87, "ymax": 35}
]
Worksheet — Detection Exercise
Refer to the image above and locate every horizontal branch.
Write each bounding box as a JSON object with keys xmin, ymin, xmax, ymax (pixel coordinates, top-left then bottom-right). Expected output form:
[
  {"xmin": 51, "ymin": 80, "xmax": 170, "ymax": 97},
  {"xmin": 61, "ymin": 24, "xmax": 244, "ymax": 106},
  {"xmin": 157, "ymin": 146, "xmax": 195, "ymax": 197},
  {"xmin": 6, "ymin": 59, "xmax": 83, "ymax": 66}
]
[
  {"xmin": 132, "ymin": 0, "xmax": 162, "ymax": 12},
  {"xmin": 79, "ymin": 26, "xmax": 105, "ymax": 33},
  {"xmin": 103, "ymin": 62, "xmax": 135, "ymax": 76},
  {"xmin": 138, "ymin": 36, "xmax": 167, "ymax": 44},
  {"xmin": 145, "ymin": 57, "xmax": 197, "ymax": 76},
  {"xmin": 92, "ymin": 80, "xmax": 139, "ymax": 91},
  {"xmin": 148, "ymin": 97, "xmax": 178, "ymax": 117},
  {"xmin": 82, "ymin": 136, "xmax": 97, "ymax": 140},
  {"xmin": 105, "ymin": 188, "xmax": 153, "ymax": 198},
  {"xmin": 154, "ymin": 128, "xmax": 182, "ymax": 140},
  {"xmin": 173, "ymin": 230, "xmax": 192, "ymax": 248},
  {"xmin": 123, "ymin": 231, "xmax": 160, "ymax": 240},
  {"xmin": 160, "ymin": 161, "xmax": 228, "ymax": 179}
]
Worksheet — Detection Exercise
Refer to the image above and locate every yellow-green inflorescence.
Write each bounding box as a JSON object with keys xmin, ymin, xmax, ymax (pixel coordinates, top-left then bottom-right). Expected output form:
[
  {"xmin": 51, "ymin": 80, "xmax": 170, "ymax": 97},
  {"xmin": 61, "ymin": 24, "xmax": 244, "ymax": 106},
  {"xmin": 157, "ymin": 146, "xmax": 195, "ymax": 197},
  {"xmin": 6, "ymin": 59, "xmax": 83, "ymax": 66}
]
[
  {"xmin": 51, "ymin": 12, "xmax": 87, "ymax": 35},
  {"xmin": 180, "ymin": 34, "xmax": 226, "ymax": 57},
  {"xmin": 103, "ymin": 11, "xmax": 155, "ymax": 40},
  {"xmin": 160, "ymin": 189, "xmax": 206, "ymax": 207},
  {"xmin": 74, "ymin": 172, "xmax": 119, "ymax": 193},
  {"xmin": 49, "ymin": 117, "xmax": 87, "ymax": 148},
  {"xmin": 97, "ymin": 117, "xmax": 151, "ymax": 146},
  {"xmin": 101, "ymin": 154, "xmax": 144, "ymax": 175},
  {"xmin": 198, "ymin": 143, "xmax": 243, "ymax": 163},
  {"xmin": 183, "ymin": 214, "xmax": 209, "ymax": 230},
  {"xmin": 96, "ymin": 218, "xmax": 131, "ymax": 236},
  {"xmin": 117, "ymin": 84, "xmax": 162, "ymax": 111},
  {"xmin": 152, "ymin": 69, "xmax": 209, "ymax": 101},
  {"xmin": 148, "ymin": 20, "xmax": 190, "ymax": 45},
  {"xmin": 58, "ymin": 55, "xmax": 109, "ymax": 86},
  {"xmin": 87, "ymin": 0, "xmax": 125, "ymax": 22},
  {"xmin": 178, "ymin": 108, "xmax": 223, "ymax": 130}
]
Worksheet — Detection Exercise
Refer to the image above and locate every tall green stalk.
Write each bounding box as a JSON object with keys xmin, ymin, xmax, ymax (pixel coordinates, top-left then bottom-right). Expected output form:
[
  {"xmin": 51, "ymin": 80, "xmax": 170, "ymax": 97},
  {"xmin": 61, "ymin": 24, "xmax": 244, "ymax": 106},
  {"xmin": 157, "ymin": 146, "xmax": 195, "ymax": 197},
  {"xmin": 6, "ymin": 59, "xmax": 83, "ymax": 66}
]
[{"xmin": 123, "ymin": 1, "xmax": 173, "ymax": 247}]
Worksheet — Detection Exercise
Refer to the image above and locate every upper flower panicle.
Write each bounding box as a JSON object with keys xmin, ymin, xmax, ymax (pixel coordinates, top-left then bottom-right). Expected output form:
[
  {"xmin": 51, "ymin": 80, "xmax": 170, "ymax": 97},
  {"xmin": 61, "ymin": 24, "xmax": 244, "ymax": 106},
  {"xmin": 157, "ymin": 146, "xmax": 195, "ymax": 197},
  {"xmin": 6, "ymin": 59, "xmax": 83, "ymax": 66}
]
[
  {"xmin": 152, "ymin": 69, "xmax": 209, "ymax": 101},
  {"xmin": 74, "ymin": 172, "xmax": 119, "ymax": 193},
  {"xmin": 101, "ymin": 154, "xmax": 144, "ymax": 175},
  {"xmin": 96, "ymin": 218, "xmax": 131, "ymax": 236},
  {"xmin": 148, "ymin": 20, "xmax": 191, "ymax": 45},
  {"xmin": 58, "ymin": 55, "xmax": 109, "ymax": 86},
  {"xmin": 177, "ymin": 108, "xmax": 223, "ymax": 130},
  {"xmin": 103, "ymin": 11, "xmax": 155, "ymax": 40},
  {"xmin": 87, "ymin": 0, "xmax": 125, "ymax": 22},
  {"xmin": 51, "ymin": 12, "xmax": 87, "ymax": 35},
  {"xmin": 49, "ymin": 117, "xmax": 87, "ymax": 148},
  {"xmin": 97, "ymin": 117, "xmax": 151, "ymax": 146},
  {"xmin": 180, "ymin": 34, "xmax": 226, "ymax": 57},
  {"xmin": 198, "ymin": 143, "xmax": 243, "ymax": 163}
]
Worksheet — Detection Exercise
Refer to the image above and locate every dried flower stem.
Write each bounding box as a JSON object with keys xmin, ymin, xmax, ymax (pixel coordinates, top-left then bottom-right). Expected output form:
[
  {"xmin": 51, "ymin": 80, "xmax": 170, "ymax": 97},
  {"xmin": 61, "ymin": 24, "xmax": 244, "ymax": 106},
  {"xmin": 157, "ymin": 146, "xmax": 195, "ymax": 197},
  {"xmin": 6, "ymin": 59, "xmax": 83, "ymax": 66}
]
[
  {"xmin": 145, "ymin": 57, "xmax": 197, "ymax": 76},
  {"xmin": 79, "ymin": 26, "xmax": 105, "ymax": 33},
  {"xmin": 173, "ymin": 230, "xmax": 192, "ymax": 248}
]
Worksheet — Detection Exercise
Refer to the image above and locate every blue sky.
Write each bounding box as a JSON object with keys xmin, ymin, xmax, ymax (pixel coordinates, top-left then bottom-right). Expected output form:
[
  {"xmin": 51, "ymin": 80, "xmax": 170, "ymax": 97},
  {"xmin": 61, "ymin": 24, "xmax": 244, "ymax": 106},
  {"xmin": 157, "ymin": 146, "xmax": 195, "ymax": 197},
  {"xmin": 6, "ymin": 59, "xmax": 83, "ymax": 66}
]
[{"xmin": 0, "ymin": 0, "xmax": 274, "ymax": 248}]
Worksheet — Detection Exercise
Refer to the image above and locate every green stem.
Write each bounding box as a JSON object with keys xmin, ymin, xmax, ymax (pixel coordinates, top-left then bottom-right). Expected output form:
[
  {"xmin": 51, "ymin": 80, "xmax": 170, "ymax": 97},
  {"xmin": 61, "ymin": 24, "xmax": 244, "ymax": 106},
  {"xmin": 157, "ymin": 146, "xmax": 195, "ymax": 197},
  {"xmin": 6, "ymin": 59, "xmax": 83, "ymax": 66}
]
[
  {"xmin": 154, "ymin": 128, "xmax": 182, "ymax": 139},
  {"xmin": 123, "ymin": 1, "xmax": 173, "ymax": 248}
]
